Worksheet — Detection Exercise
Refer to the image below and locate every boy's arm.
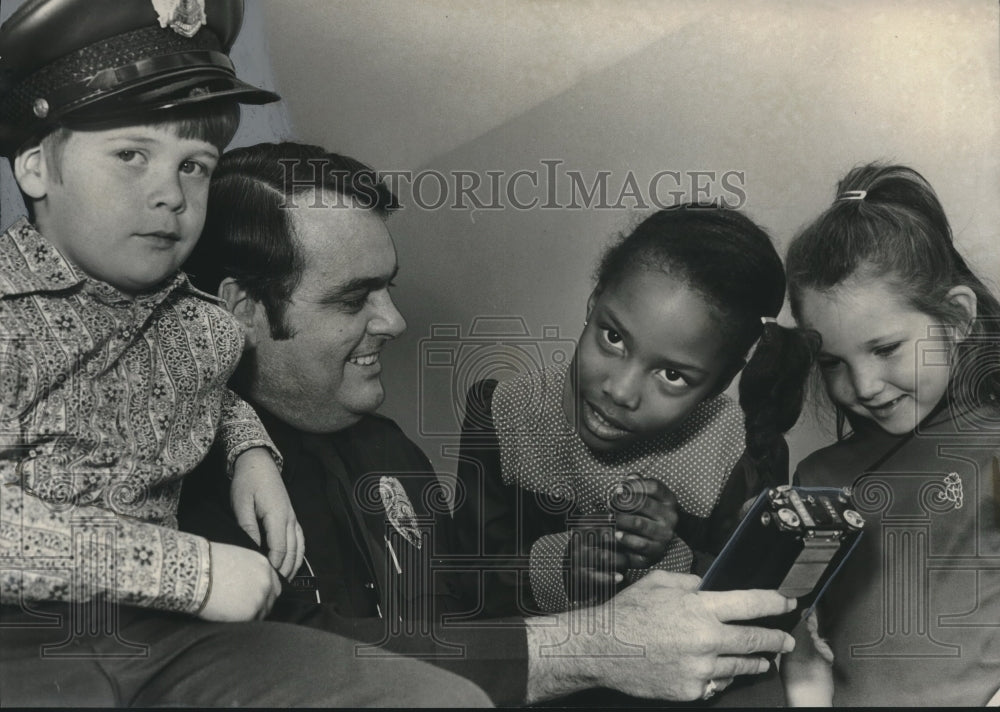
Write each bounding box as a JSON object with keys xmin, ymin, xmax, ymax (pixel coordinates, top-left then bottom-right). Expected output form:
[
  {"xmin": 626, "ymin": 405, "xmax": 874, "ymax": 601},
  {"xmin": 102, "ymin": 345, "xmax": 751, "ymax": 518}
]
[
  {"xmin": 1, "ymin": 473, "xmax": 211, "ymax": 613},
  {"xmin": 2, "ymin": 474, "xmax": 281, "ymax": 620},
  {"xmin": 216, "ymin": 388, "xmax": 283, "ymax": 475},
  {"xmin": 216, "ymin": 389, "xmax": 303, "ymax": 578}
]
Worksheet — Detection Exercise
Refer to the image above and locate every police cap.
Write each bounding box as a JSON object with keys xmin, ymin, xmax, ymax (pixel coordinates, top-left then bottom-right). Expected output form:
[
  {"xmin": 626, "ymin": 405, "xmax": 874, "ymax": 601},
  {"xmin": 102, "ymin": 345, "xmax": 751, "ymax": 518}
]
[{"xmin": 0, "ymin": 0, "xmax": 280, "ymax": 156}]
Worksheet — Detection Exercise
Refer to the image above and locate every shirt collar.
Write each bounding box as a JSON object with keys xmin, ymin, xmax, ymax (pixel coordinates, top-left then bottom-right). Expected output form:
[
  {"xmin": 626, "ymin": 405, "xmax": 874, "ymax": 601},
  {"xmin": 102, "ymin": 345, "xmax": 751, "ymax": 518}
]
[
  {"xmin": 0, "ymin": 217, "xmax": 218, "ymax": 305},
  {"xmin": 0, "ymin": 217, "xmax": 86, "ymax": 296}
]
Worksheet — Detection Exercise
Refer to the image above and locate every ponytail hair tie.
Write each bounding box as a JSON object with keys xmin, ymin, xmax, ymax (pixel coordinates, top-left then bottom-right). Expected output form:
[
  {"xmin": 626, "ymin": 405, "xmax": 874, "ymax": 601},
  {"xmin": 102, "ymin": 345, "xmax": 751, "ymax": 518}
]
[{"xmin": 837, "ymin": 190, "xmax": 867, "ymax": 201}]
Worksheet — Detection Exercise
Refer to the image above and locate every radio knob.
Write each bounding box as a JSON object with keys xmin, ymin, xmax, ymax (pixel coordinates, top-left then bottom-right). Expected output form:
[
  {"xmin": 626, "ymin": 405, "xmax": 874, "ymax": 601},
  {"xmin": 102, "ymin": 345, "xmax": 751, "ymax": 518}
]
[
  {"xmin": 843, "ymin": 509, "xmax": 865, "ymax": 529},
  {"xmin": 777, "ymin": 508, "xmax": 801, "ymax": 528}
]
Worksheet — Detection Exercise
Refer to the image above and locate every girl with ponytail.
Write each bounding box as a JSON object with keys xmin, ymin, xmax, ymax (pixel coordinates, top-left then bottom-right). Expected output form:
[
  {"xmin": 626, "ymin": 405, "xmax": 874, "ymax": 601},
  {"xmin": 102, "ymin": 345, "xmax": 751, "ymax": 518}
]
[
  {"xmin": 454, "ymin": 205, "xmax": 815, "ymax": 618},
  {"xmin": 782, "ymin": 164, "xmax": 1000, "ymax": 706}
]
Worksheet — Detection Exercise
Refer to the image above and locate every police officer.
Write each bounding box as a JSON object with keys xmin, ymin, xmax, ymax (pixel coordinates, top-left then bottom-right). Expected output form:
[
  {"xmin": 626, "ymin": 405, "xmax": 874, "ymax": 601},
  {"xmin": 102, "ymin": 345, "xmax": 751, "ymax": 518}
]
[{"xmin": 0, "ymin": 2, "xmax": 491, "ymax": 706}]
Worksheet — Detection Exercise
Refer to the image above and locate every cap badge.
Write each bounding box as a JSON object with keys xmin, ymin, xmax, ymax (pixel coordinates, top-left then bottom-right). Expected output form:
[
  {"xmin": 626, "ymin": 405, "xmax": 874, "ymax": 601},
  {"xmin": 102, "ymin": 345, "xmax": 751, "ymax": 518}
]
[
  {"xmin": 32, "ymin": 98, "xmax": 50, "ymax": 118},
  {"xmin": 151, "ymin": 0, "xmax": 207, "ymax": 39}
]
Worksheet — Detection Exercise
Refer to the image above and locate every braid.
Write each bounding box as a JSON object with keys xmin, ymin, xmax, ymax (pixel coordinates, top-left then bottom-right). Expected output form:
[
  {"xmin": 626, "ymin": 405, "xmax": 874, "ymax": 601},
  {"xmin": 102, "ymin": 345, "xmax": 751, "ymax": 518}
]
[{"xmin": 739, "ymin": 322, "xmax": 817, "ymax": 485}]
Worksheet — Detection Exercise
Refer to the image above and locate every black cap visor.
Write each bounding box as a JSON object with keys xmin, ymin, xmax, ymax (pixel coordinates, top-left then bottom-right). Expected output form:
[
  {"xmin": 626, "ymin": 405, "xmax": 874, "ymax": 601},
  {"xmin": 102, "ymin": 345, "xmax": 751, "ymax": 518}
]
[
  {"xmin": 47, "ymin": 50, "xmax": 279, "ymax": 121},
  {"xmin": 1, "ymin": 64, "xmax": 278, "ymax": 155}
]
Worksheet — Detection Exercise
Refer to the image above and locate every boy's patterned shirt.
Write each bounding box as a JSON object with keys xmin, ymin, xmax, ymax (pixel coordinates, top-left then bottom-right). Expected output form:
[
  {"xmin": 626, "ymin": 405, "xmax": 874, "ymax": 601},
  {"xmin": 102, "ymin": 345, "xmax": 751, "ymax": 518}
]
[{"xmin": 0, "ymin": 219, "xmax": 279, "ymax": 614}]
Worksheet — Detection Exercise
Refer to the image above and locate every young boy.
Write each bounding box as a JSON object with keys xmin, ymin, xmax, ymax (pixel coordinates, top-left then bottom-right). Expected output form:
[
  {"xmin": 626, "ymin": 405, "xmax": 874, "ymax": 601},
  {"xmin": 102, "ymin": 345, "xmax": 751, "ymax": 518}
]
[{"xmin": 0, "ymin": 1, "xmax": 488, "ymax": 706}]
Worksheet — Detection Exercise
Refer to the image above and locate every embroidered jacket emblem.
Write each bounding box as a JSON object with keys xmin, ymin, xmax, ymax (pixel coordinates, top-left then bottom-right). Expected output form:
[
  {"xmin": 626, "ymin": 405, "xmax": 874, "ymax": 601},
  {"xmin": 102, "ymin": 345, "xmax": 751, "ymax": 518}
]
[{"xmin": 378, "ymin": 475, "xmax": 422, "ymax": 548}]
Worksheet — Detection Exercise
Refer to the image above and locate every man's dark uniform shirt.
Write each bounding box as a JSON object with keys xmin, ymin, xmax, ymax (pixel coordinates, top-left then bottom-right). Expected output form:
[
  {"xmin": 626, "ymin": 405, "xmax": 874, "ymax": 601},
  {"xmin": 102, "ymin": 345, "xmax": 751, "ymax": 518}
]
[{"xmin": 178, "ymin": 407, "xmax": 528, "ymax": 706}]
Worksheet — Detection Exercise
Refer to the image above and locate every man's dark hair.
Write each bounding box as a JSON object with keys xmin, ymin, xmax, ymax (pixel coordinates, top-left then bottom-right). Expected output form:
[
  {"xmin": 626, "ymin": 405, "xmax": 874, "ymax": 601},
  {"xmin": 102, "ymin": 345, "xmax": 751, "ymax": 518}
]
[{"xmin": 183, "ymin": 142, "xmax": 398, "ymax": 339}]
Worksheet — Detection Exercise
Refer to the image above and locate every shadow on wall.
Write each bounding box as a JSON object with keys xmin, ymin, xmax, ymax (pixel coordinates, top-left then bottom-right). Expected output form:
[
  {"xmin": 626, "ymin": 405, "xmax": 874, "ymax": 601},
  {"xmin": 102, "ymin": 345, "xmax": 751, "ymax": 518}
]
[{"xmin": 354, "ymin": 1, "xmax": 1000, "ymax": 479}]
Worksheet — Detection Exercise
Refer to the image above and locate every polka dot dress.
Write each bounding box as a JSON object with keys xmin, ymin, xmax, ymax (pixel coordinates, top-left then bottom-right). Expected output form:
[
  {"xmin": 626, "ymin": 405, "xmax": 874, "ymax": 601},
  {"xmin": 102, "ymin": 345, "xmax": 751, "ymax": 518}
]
[{"xmin": 492, "ymin": 362, "xmax": 747, "ymax": 611}]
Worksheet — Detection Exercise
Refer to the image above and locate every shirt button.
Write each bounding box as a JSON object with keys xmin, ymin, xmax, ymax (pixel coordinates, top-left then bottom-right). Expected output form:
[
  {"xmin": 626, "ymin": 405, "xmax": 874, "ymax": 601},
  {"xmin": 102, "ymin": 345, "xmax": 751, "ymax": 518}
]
[{"xmin": 364, "ymin": 582, "xmax": 375, "ymax": 590}]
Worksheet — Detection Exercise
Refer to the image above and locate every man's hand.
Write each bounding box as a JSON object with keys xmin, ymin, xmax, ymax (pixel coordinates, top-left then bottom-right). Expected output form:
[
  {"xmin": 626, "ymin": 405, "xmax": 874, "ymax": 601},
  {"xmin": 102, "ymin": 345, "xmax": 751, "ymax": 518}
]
[
  {"xmin": 198, "ymin": 542, "xmax": 282, "ymax": 622},
  {"xmin": 611, "ymin": 474, "xmax": 678, "ymax": 569},
  {"xmin": 231, "ymin": 447, "xmax": 304, "ymax": 578},
  {"xmin": 525, "ymin": 570, "xmax": 796, "ymax": 703}
]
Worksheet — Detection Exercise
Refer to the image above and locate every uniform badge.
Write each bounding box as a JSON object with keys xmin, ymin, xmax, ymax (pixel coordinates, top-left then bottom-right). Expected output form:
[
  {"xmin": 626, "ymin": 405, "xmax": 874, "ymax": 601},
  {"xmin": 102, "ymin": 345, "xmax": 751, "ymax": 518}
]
[
  {"xmin": 378, "ymin": 476, "xmax": 422, "ymax": 549},
  {"xmin": 151, "ymin": 0, "xmax": 207, "ymax": 38}
]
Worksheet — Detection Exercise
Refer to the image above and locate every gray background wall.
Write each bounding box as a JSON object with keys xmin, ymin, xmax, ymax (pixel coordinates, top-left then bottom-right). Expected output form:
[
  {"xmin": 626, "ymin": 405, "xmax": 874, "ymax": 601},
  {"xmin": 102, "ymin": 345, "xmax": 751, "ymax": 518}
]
[
  {"xmin": 262, "ymin": 0, "xmax": 1000, "ymax": 479},
  {"xmin": 3, "ymin": 0, "xmax": 998, "ymax": 483}
]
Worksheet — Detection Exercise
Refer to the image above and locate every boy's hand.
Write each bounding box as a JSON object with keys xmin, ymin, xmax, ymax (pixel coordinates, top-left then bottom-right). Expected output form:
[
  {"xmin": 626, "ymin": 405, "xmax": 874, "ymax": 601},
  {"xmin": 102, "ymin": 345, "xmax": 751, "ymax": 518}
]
[
  {"xmin": 566, "ymin": 521, "xmax": 627, "ymax": 603},
  {"xmin": 231, "ymin": 447, "xmax": 305, "ymax": 578},
  {"xmin": 611, "ymin": 474, "xmax": 679, "ymax": 569},
  {"xmin": 199, "ymin": 542, "xmax": 281, "ymax": 622}
]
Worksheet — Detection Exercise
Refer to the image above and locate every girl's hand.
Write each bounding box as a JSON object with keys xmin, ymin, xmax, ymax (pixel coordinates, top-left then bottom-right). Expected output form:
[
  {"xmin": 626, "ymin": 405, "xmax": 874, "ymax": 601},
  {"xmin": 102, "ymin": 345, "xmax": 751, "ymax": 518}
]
[
  {"xmin": 565, "ymin": 521, "xmax": 627, "ymax": 604},
  {"xmin": 781, "ymin": 612, "xmax": 834, "ymax": 706},
  {"xmin": 611, "ymin": 474, "xmax": 679, "ymax": 569}
]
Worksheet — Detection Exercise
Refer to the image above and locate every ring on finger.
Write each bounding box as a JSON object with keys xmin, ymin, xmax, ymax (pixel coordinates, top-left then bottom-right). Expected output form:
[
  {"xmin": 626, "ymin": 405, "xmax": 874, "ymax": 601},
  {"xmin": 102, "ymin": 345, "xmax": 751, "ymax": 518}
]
[{"xmin": 702, "ymin": 679, "xmax": 718, "ymax": 700}]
